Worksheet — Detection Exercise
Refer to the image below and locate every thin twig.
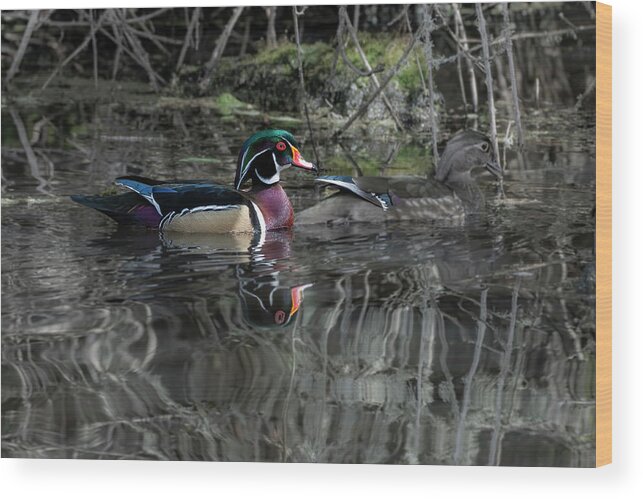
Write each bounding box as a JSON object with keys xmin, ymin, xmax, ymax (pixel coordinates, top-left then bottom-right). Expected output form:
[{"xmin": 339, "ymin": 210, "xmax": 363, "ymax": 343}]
[
  {"xmin": 420, "ymin": 5, "xmax": 440, "ymax": 169},
  {"xmin": 112, "ymin": 9, "xmax": 165, "ymax": 90},
  {"xmin": 336, "ymin": 12, "xmax": 384, "ymax": 78},
  {"xmin": 386, "ymin": 5, "xmax": 410, "ymax": 28},
  {"xmin": 175, "ymin": 7, "xmax": 201, "ymax": 73},
  {"xmin": 41, "ymin": 10, "xmax": 108, "ymax": 90},
  {"xmin": 292, "ymin": 6, "xmax": 321, "ymax": 168},
  {"xmin": 339, "ymin": 6, "xmax": 403, "ymax": 131},
  {"xmin": 239, "ymin": 16, "xmax": 251, "ymax": 57},
  {"xmin": 476, "ymin": 3, "xmax": 502, "ymax": 172},
  {"xmin": 110, "ymin": 21, "xmax": 123, "ymax": 80},
  {"xmin": 199, "ymin": 6, "xmax": 244, "ymax": 93},
  {"xmin": 6, "ymin": 10, "xmax": 40, "ymax": 84},
  {"xmin": 453, "ymin": 4, "xmax": 479, "ymax": 112},
  {"xmin": 334, "ymin": 22, "xmax": 423, "ymax": 138},
  {"xmin": 89, "ymin": 10, "xmax": 99, "ymax": 89},
  {"xmin": 454, "ymin": 10, "xmax": 469, "ymax": 110},
  {"xmin": 338, "ymin": 142, "xmax": 364, "ymax": 176},
  {"xmin": 264, "ymin": 6, "xmax": 277, "ymax": 48},
  {"xmin": 404, "ymin": 10, "xmax": 427, "ymax": 94},
  {"xmin": 97, "ymin": 13, "xmax": 164, "ymax": 87},
  {"xmin": 502, "ymin": 3, "xmax": 525, "ymax": 150}
]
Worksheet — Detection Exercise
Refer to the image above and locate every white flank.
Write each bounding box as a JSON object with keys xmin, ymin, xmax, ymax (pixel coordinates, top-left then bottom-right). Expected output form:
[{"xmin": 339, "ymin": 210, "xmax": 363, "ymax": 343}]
[{"xmin": 159, "ymin": 204, "xmax": 238, "ymax": 231}]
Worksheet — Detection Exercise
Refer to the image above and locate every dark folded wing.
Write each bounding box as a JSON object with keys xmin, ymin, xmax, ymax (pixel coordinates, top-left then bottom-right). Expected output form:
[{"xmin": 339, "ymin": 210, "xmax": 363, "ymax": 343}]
[{"xmin": 150, "ymin": 183, "xmax": 250, "ymax": 216}]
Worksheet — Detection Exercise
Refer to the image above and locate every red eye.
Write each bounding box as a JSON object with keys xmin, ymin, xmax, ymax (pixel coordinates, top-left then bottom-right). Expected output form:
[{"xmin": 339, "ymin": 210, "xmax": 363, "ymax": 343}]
[
  {"xmin": 276, "ymin": 141, "xmax": 287, "ymax": 152},
  {"xmin": 274, "ymin": 310, "xmax": 286, "ymax": 324}
]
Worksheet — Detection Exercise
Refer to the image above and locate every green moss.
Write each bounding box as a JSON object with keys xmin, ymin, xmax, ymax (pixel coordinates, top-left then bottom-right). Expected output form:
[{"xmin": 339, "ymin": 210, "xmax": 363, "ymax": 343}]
[
  {"xmin": 336, "ymin": 34, "xmax": 426, "ymax": 94},
  {"xmin": 178, "ymin": 157, "xmax": 223, "ymax": 164},
  {"xmin": 213, "ymin": 92, "xmax": 252, "ymax": 115},
  {"xmin": 157, "ymin": 93, "xmax": 254, "ymax": 116},
  {"xmin": 254, "ymin": 42, "xmax": 298, "ymax": 65},
  {"xmin": 392, "ymin": 144, "xmax": 431, "ymax": 173},
  {"xmin": 269, "ymin": 115, "xmax": 304, "ymax": 126},
  {"xmin": 322, "ymin": 154, "xmax": 381, "ymax": 176},
  {"xmin": 254, "ymin": 41, "xmax": 334, "ymax": 69},
  {"xmin": 99, "ymin": 186, "xmax": 122, "ymax": 196},
  {"xmin": 250, "ymin": 35, "xmax": 425, "ymax": 95},
  {"xmin": 322, "ymin": 143, "xmax": 431, "ymax": 177}
]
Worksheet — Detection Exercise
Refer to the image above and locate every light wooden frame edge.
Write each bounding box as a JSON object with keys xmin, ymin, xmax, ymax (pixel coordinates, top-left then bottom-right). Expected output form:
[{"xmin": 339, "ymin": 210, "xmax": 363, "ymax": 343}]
[{"xmin": 596, "ymin": 1, "xmax": 612, "ymax": 468}]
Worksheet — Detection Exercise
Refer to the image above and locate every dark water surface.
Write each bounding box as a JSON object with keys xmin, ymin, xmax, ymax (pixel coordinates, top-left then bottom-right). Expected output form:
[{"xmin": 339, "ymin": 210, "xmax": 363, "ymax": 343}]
[{"xmin": 2, "ymin": 82, "xmax": 596, "ymax": 464}]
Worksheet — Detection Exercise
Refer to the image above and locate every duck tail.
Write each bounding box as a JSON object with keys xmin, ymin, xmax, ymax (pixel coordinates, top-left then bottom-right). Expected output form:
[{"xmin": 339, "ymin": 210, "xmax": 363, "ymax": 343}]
[{"xmin": 70, "ymin": 192, "xmax": 161, "ymax": 227}]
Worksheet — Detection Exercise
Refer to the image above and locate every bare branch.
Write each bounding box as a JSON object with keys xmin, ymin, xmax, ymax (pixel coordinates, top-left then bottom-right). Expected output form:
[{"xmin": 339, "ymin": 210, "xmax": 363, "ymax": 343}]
[
  {"xmin": 334, "ymin": 21, "xmax": 423, "ymax": 137},
  {"xmin": 502, "ymin": 3, "xmax": 525, "ymax": 150},
  {"xmin": 476, "ymin": 3, "xmax": 501, "ymax": 172},
  {"xmin": 5, "ymin": 10, "xmax": 40, "ymax": 84},
  {"xmin": 339, "ymin": 6, "xmax": 403, "ymax": 131},
  {"xmin": 198, "ymin": 7, "xmax": 244, "ymax": 93},
  {"xmin": 292, "ymin": 6, "xmax": 321, "ymax": 168}
]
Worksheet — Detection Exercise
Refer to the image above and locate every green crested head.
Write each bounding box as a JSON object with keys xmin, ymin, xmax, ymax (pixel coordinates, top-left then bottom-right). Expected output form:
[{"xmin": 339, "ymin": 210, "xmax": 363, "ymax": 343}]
[{"xmin": 234, "ymin": 129, "xmax": 317, "ymax": 190}]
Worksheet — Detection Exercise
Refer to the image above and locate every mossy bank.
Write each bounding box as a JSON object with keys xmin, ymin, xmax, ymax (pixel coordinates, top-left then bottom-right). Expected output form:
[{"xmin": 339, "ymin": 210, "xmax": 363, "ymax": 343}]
[{"xmin": 182, "ymin": 35, "xmax": 441, "ymax": 132}]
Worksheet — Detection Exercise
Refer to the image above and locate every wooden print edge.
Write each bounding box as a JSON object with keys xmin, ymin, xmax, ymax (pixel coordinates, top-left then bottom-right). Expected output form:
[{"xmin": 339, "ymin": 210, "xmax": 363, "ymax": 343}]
[{"xmin": 595, "ymin": 1, "xmax": 612, "ymax": 467}]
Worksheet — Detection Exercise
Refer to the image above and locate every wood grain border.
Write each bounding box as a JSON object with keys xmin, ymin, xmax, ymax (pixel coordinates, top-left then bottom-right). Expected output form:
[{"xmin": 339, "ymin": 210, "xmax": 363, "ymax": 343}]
[{"xmin": 596, "ymin": 1, "xmax": 612, "ymax": 468}]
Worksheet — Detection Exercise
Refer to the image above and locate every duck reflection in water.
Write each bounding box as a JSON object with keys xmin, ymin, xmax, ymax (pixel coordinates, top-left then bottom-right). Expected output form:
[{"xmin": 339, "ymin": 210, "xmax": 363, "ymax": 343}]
[{"xmin": 158, "ymin": 229, "xmax": 312, "ymax": 332}]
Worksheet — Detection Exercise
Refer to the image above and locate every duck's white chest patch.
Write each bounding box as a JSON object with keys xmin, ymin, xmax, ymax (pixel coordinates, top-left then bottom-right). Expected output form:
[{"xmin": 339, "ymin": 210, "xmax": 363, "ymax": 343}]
[{"xmin": 161, "ymin": 205, "xmax": 255, "ymax": 234}]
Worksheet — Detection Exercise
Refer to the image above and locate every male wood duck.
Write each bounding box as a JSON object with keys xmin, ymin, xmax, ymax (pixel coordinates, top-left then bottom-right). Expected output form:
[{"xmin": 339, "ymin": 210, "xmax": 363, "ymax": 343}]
[
  {"xmin": 296, "ymin": 130, "xmax": 502, "ymax": 225},
  {"xmin": 71, "ymin": 130, "xmax": 317, "ymax": 234}
]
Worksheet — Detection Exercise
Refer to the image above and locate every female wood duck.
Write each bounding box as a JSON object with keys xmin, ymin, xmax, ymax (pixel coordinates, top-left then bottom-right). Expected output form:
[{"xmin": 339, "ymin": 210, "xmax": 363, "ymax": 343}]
[
  {"xmin": 296, "ymin": 130, "xmax": 502, "ymax": 225},
  {"xmin": 72, "ymin": 129, "xmax": 317, "ymax": 234}
]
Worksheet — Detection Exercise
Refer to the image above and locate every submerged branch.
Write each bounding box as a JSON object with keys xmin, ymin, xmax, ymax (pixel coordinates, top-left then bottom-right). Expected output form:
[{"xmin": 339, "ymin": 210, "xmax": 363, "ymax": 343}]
[
  {"xmin": 9, "ymin": 108, "xmax": 50, "ymax": 195},
  {"xmin": 454, "ymin": 287, "xmax": 488, "ymax": 466},
  {"xmin": 487, "ymin": 276, "xmax": 521, "ymax": 465}
]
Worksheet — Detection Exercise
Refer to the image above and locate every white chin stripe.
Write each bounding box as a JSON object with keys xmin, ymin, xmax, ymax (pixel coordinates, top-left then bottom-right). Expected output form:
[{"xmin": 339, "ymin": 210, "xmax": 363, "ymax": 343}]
[
  {"xmin": 254, "ymin": 153, "xmax": 281, "ymax": 185},
  {"xmin": 255, "ymin": 170, "xmax": 280, "ymax": 185}
]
